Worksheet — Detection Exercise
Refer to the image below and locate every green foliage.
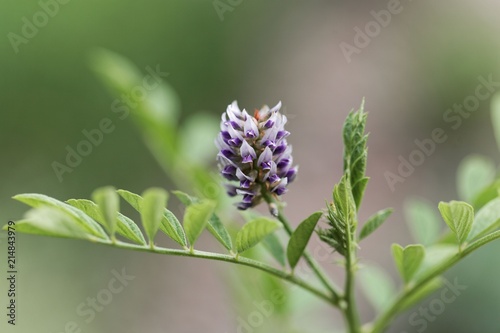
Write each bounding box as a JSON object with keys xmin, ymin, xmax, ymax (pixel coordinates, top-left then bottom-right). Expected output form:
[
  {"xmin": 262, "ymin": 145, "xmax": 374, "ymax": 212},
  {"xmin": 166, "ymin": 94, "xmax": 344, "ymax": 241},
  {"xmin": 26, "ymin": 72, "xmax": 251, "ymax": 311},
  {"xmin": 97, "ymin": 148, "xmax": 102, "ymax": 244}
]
[
  {"xmin": 262, "ymin": 233, "xmax": 286, "ymax": 267},
  {"xmin": 141, "ymin": 188, "xmax": 169, "ymax": 245},
  {"xmin": 490, "ymin": 93, "xmax": 500, "ymax": 151},
  {"xmin": 391, "ymin": 244, "xmax": 425, "ymax": 283},
  {"xmin": 359, "ymin": 208, "xmax": 393, "ymax": 241},
  {"xmin": 7, "ymin": 207, "xmax": 93, "ymax": 240},
  {"xmin": 10, "ymin": 94, "xmax": 500, "ymax": 333},
  {"xmin": 183, "ymin": 200, "xmax": 216, "ymax": 248},
  {"xmin": 471, "ymin": 179, "xmax": 500, "ymax": 209},
  {"xmin": 92, "ymin": 186, "xmax": 119, "ymax": 239},
  {"xmin": 117, "ymin": 189, "xmax": 187, "ymax": 247},
  {"xmin": 67, "ymin": 199, "xmax": 146, "ymax": 245},
  {"xmin": 342, "ymin": 101, "xmax": 369, "ymax": 210},
  {"xmin": 236, "ymin": 218, "xmax": 282, "ymax": 254},
  {"xmin": 438, "ymin": 201, "xmax": 474, "ymax": 246},
  {"xmin": 398, "ymin": 277, "xmax": 443, "ymax": 312},
  {"xmin": 13, "ymin": 194, "xmax": 108, "ymax": 240},
  {"xmin": 414, "ymin": 244, "xmax": 456, "ymax": 280},
  {"xmin": 404, "ymin": 198, "xmax": 441, "ymax": 246},
  {"xmin": 457, "ymin": 155, "xmax": 496, "ymax": 202},
  {"xmin": 173, "ymin": 190, "xmax": 232, "ymax": 251},
  {"xmin": 467, "ymin": 197, "xmax": 500, "ymax": 242},
  {"xmin": 319, "ymin": 175, "xmax": 357, "ymax": 257},
  {"xmin": 287, "ymin": 212, "xmax": 322, "ymax": 269}
]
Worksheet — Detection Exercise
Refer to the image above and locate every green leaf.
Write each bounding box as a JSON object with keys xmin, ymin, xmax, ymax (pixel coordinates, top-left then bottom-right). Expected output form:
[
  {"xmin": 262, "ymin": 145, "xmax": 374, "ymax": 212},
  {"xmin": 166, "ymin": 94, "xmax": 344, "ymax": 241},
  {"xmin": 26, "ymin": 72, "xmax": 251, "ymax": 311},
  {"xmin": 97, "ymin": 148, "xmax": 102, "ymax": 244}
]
[
  {"xmin": 438, "ymin": 201, "xmax": 474, "ymax": 245},
  {"xmin": 287, "ymin": 212, "xmax": 322, "ymax": 269},
  {"xmin": 342, "ymin": 100, "xmax": 369, "ymax": 210},
  {"xmin": 173, "ymin": 190, "xmax": 232, "ymax": 251},
  {"xmin": 467, "ymin": 197, "xmax": 500, "ymax": 242},
  {"xmin": 13, "ymin": 193, "xmax": 107, "ymax": 240},
  {"xmin": 183, "ymin": 200, "xmax": 215, "ymax": 247},
  {"xmin": 358, "ymin": 264, "xmax": 396, "ymax": 311},
  {"xmin": 236, "ymin": 218, "xmax": 282, "ymax": 254},
  {"xmin": 67, "ymin": 199, "xmax": 146, "ymax": 245},
  {"xmin": 118, "ymin": 189, "xmax": 187, "ymax": 247},
  {"xmin": 414, "ymin": 244, "xmax": 457, "ymax": 280},
  {"xmin": 472, "ymin": 179, "xmax": 500, "ymax": 210},
  {"xmin": 359, "ymin": 208, "xmax": 393, "ymax": 240},
  {"xmin": 141, "ymin": 188, "xmax": 169, "ymax": 244},
  {"xmin": 262, "ymin": 233, "xmax": 286, "ymax": 267},
  {"xmin": 391, "ymin": 244, "xmax": 425, "ymax": 283},
  {"xmin": 319, "ymin": 175, "xmax": 356, "ymax": 257},
  {"xmin": 8, "ymin": 207, "xmax": 93, "ymax": 240},
  {"xmin": 206, "ymin": 213, "xmax": 233, "ymax": 251},
  {"xmin": 172, "ymin": 190, "xmax": 196, "ymax": 206},
  {"xmin": 399, "ymin": 277, "xmax": 443, "ymax": 312},
  {"xmin": 491, "ymin": 93, "xmax": 500, "ymax": 151},
  {"xmin": 404, "ymin": 198, "xmax": 441, "ymax": 246},
  {"xmin": 457, "ymin": 155, "xmax": 496, "ymax": 202},
  {"xmin": 92, "ymin": 186, "xmax": 119, "ymax": 238}
]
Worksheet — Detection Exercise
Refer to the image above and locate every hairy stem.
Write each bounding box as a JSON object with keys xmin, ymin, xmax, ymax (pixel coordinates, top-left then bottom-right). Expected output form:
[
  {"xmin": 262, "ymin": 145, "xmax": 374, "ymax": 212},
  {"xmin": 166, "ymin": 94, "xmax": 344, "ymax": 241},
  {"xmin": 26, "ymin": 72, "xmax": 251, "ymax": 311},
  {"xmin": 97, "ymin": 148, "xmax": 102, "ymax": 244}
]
[
  {"xmin": 370, "ymin": 230, "xmax": 500, "ymax": 333},
  {"xmin": 261, "ymin": 191, "xmax": 342, "ymax": 305},
  {"xmin": 94, "ymin": 239, "xmax": 335, "ymax": 305},
  {"xmin": 343, "ymin": 247, "xmax": 361, "ymax": 333}
]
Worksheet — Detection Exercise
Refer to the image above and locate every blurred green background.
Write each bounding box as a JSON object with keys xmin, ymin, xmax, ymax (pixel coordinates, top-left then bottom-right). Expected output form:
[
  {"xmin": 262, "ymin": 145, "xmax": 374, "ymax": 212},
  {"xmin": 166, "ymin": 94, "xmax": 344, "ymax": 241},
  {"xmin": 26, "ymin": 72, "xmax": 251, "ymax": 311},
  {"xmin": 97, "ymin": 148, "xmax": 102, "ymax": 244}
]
[{"xmin": 2, "ymin": 1, "xmax": 500, "ymax": 332}]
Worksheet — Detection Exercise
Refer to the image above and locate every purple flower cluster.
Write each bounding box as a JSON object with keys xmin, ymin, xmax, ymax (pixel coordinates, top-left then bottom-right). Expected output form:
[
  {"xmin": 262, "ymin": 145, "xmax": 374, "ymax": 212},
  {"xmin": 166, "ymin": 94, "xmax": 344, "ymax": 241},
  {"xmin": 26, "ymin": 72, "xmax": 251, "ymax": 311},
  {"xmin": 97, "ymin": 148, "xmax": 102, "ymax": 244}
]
[{"xmin": 216, "ymin": 101, "xmax": 298, "ymax": 210}]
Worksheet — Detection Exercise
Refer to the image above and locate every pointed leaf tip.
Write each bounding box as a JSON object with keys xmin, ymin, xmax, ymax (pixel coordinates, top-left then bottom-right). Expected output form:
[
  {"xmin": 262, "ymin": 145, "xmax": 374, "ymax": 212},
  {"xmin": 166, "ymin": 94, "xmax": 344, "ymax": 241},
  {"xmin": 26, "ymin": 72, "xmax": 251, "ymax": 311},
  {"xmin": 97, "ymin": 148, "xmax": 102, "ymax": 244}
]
[
  {"xmin": 141, "ymin": 188, "xmax": 169, "ymax": 244},
  {"xmin": 236, "ymin": 218, "xmax": 282, "ymax": 254},
  {"xmin": 287, "ymin": 212, "xmax": 322, "ymax": 269}
]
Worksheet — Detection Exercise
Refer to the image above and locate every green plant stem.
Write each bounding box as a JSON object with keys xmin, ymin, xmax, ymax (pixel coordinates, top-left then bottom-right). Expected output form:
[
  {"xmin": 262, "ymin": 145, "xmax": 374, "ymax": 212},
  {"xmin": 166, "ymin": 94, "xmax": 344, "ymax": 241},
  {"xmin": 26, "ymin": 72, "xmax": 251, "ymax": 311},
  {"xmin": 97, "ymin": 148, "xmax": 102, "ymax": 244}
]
[
  {"xmin": 94, "ymin": 238, "xmax": 335, "ymax": 305},
  {"xmin": 370, "ymin": 230, "xmax": 500, "ymax": 333},
  {"xmin": 343, "ymin": 249, "xmax": 361, "ymax": 333},
  {"xmin": 261, "ymin": 191, "xmax": 342, "ymax": 304}
]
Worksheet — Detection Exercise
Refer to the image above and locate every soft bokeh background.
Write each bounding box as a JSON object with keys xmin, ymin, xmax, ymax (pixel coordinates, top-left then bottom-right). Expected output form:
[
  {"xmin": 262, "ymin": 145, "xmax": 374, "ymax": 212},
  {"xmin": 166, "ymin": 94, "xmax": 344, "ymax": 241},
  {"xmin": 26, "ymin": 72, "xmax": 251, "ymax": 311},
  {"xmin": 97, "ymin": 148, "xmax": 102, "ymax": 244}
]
[{"xmin": 2, "ymin": 1, "xmax": 500, "ymax": 332}]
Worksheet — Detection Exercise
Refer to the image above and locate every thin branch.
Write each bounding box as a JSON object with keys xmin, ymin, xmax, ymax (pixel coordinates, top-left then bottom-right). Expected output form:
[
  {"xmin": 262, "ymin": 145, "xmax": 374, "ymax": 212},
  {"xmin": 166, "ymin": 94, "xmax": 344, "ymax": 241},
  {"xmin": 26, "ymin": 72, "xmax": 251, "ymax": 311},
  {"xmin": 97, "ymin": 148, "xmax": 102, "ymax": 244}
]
[
  {"xmin": 369, "ymin": 230, "xmax": 500, "ymax": 333},
  {"xmin": 260, "ymin": 191, "xmax": 343, "ymax": 304},
  {"xmin": 94, "ymin": 238, "xmax": 337, "ymax": 306}
]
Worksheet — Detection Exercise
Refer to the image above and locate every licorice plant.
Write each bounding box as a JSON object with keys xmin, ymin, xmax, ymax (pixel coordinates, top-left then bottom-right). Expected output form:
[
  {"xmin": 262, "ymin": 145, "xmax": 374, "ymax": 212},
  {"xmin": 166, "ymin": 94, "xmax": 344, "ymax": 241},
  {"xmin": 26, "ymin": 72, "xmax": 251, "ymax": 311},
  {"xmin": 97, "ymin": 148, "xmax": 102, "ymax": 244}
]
[{"xmin": 7, "ymin": 50, "xmax": 500, "ymax": 333}]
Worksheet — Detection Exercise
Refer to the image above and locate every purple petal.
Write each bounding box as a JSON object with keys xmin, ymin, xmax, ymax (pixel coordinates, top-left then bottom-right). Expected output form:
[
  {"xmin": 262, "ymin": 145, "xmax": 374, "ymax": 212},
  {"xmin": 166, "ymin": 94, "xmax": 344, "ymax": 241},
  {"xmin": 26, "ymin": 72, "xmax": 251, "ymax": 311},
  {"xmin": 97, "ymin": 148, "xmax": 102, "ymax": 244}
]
[
  {"xmin": 257, "ymin": 147, "xmax": 273, "ymax": 167},
  {"xmin": 228, "ymin": 137, "xmax": 242, "ymax": 146},
  {"xmin": 242, "ymin": 194, "xmax": 254, "ymax": 204},
  {"xmin": 274, "ymin": 143, "xmax": 287, "ymax": 155},
  {"xmin": 221, "ymin": 149, "xmax": 235, "ymax": 159},
  {"xmin": 270, "ymin": 101, "xmax": 282, "ymax": 113},
  {"xmin": 237, "ymin": 202, "xmax": 252, "ymax": 210},
  {"xmin": 225, "ymin": 185, "xmax": 238, "ymax": 197},
  {"xmin": 244, "ymin": 113, "xmax": 259, "ymax": 138},
  {"xmin": 286, "ymin": 166, "xmax": 298, "ymax": 183},
  {"xmin": 222, "ymin": 165, "xmax": 237, "ymax": 180},
  {"xmin": 277, "ymin": 158, "xmax": 290, "ymax": 169},
  {"xmin": 276, "ymin": 130, "xmax": 290, "ymax": 140},
  {"xmin": 240, "ymin": 140, "xmax": 256, "ymax": 163}
]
